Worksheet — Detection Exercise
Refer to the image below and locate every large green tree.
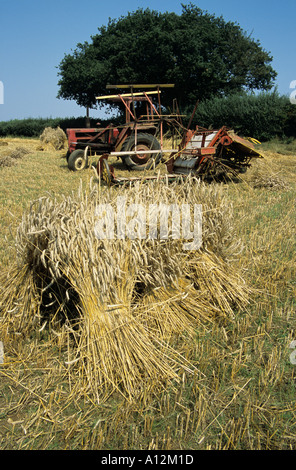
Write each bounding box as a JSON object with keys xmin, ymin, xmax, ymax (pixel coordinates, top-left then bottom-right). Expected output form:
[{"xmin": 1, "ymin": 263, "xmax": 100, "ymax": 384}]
[{"xmin": 57, "ymin": 3, "xmax": 277, "ymax": 113}]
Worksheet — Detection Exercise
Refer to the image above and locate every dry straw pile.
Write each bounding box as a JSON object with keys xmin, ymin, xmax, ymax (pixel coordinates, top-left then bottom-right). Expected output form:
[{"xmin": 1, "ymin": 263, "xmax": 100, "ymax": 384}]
[
  {"xmin": 244, "ymin": 150, "xmax": 291, "ymax": 191},
  {"xmin": 39, "ymin": 127, "xmax": 67, "ymax": 151},
  {"xmin": 0, "ymin": 146, "xmax": 30, "ymax": 168},
  {"xmin": 0, "ymin": 178, "xmax": 250, "ymax": 402},
  {"xmin": 251, "ymin": 172, "xmax": 290, "ymax": 191}
]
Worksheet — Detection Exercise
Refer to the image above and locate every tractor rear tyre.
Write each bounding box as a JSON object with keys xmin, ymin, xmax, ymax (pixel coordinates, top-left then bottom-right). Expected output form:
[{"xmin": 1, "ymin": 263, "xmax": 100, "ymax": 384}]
[
  {"xmin": 122, "ymin": 133, "xmax": 161, "ymax": 171},
  {"xmin": 68, "ymin": 149, "xmax": 88, "ymax": 171}
]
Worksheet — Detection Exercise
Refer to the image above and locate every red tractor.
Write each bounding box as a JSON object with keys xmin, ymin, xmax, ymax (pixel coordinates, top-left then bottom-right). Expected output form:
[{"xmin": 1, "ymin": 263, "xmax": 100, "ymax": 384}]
[{"xmin": 65, "ymin": 84, "xmax": 175, "ymax": 172}]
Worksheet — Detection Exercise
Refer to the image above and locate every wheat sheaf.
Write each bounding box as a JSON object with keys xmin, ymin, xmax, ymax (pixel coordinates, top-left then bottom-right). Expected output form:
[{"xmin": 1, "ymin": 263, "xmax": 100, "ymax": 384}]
[{"xmin": 0, "ymin": 177, "xmax": 250, "ymax": 401}]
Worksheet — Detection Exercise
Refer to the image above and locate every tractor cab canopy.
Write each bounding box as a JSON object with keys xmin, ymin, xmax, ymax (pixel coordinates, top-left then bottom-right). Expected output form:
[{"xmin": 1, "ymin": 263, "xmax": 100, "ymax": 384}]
[{"xmin": 96, "ymin": 84, "xmax": 175, "ymax": 123}]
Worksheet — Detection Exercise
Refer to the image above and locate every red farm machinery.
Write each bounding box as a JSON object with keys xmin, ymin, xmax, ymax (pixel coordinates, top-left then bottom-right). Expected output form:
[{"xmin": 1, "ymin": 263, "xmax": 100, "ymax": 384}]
[
  {"xmin": 65, "ymin": 84, "xmax": 263, "ymax": 182},
  {"xmin": 66, "ymin": 84, "xmax": 177, "ymax": 172}
]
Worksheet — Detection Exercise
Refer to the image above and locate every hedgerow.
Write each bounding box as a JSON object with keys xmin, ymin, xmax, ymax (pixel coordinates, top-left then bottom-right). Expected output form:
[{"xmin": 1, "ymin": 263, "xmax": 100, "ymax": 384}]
[
  {"xmin": 190, "ymin": 91, "xmax": 296, "ymax": 141},
  {"xmin": 0, "ymin": 116, "xmax": 112, "ymax": 138},
  {"xmin": 0, "ymin": 92, "xmax": 295, "ymax": 141}
]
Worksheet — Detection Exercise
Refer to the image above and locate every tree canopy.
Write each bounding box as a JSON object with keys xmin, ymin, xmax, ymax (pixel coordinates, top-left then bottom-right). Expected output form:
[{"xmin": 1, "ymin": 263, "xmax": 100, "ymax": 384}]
[{"xmin": 57, "ymin": 3, "xmax": 277, "ymax": 113}]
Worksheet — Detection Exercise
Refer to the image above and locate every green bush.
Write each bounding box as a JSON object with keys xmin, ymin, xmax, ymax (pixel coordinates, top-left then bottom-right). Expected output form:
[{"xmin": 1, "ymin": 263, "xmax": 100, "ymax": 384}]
[
  {"xmin": 0, "ymin": 118, "xmax": 51, "ymax": 137},
  {"xmin": 0, "ymin": 116, "xmax": 117, "ymax": 138},
  {"xmin": 186, "ymin": 91, "xmax": 296, "ymax": 141}
]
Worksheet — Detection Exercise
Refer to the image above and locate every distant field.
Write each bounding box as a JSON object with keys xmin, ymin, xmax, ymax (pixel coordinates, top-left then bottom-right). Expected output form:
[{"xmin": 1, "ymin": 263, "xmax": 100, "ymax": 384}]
[{"xmin": 0, "ymin": 136, "xmax": 295, "ymax": 450}]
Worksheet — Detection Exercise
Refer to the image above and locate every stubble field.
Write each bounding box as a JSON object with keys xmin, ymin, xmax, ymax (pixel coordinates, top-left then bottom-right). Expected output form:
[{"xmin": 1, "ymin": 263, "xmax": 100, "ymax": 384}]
[{"xmin": 0, "ymin": 136, "xmax": 295, "ymax": 450}]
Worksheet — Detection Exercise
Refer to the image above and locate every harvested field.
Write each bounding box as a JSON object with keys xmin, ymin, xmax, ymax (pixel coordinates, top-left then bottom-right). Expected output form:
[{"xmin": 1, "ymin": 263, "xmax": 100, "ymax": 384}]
[{"xmin": 0, "ymin": 137, "xmax": 295, "ymax": 450}]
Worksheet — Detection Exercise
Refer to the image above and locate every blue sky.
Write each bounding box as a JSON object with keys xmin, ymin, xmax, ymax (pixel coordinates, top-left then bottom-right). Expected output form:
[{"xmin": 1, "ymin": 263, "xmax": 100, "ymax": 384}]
[{"xmin": 0, "ymin": 0, "xmax": 295, "ymax": 121}]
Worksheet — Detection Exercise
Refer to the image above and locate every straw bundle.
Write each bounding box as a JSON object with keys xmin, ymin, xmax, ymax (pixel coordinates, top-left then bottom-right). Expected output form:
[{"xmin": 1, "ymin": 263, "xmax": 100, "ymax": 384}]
[
  {"xmin": 9, "ymin": 147, "xmax": 30, "ymax": 159},
  {"xmin": 39, "ymin": 126, "xmax": 67, "ymax": 150},
  {"xmin": 0, "ymin": 155, "xmax": 16, "ymax": 167},
  {"xmin": 0, "ymin": 177, "xmax": 250, "ymax": 400},
  {"xmin": 0, "ymin": 146, "xmax": 30, "ymax": 168}
]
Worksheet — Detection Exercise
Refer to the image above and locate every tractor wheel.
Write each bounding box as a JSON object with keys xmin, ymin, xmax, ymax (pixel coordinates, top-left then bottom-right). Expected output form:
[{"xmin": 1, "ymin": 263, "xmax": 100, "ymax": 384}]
[
  {"xmin": 122, "ymin": 133, "xmax": 161, "ymax": 171},
  {"xmin": 68, "ymin": 149, "xmax": 88, "ymax": 171}
]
